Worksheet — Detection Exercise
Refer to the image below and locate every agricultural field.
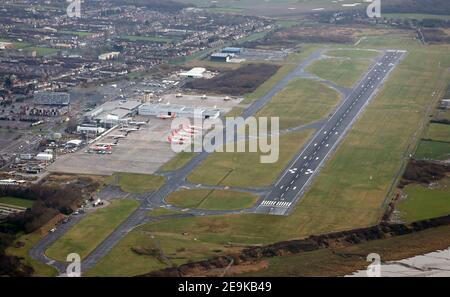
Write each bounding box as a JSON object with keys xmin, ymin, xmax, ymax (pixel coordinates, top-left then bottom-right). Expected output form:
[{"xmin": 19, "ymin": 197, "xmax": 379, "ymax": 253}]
[
  {"xmin": 166, "ymin": 189, "xmax": 258, "ymax": 210},
  {"xmin": 415, "ymin": 140, "xmax": 450, "ymax": 160},
  {"xmin": 45, "ymin": 199, "xmax": 139, "ymax": 262},
  {"xmin": 257, "ymin": 78, "xmax": 341, "ymax": 130},
  {"xmin": 306, "ymin": 58, "xmax": 373, "ymax": 88},
  {"xmin": 424, "ymin": 123, "xmax": 450, "ymax": 143},
  {"xmin": 187, "ymin": 130, "xmax": 314, "ymax": 188},
  {"xmin": 398, "ymin": 180, "xmax": 450, "ymax": 222}
]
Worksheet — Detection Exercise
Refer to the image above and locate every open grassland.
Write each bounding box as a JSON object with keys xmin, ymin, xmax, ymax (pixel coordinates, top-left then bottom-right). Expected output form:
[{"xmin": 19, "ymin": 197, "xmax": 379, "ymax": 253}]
[
  {"xmin": 425, "ymin": 123, "xmax": 450, "ymax": 142},
  {"xmin": 257, "ymin": 78, "xmax": 341, "ymax": 130},
  {"xmin": 188, "ymin": 130, "xmax": 314, "ymax": 188},
  {"xmin": 306, "ymin": 58, "xmax": 372, "ymax": 88},
  {"xmin": 85, "ymin": 229, "xmax": 241, "ymax": 277},
  {"xmin": 325, "ymin": 49, "xmax": 380, "ymax": 59},
  {"xmin": 415, "ymin": 140, "xmax": 450, "ymax": 160},
  {"xmin": 45, "ymin": 199, "xmax": 139, "ymax": 262},
  {"xmin": 398, "ymin": 179, "xmax": 450, "ymax": 222},
  {"xmin": 246, "ymin": 225, "xmax": 450, "ymax": 276},
  {"xmin": 160, "ymin": 152, "xmax": 196, "ymax": 172},
  {"xmin": 6, "ymin": 232, "xmax": 58, "ymax": 277},
  {"xmin": 383, "ymin": 13, "xmax": 450, "ymax": 21},
  {"xmin": 108, "ymin": 172, "xmax": 165, "ymax": 194},
  {"xmin": 0, "ymin": 197, "xmax": 34, "ymax": 208},
  {"xmin": 166, "ymin": 189, "xmax": 258, "ymax": 210}
]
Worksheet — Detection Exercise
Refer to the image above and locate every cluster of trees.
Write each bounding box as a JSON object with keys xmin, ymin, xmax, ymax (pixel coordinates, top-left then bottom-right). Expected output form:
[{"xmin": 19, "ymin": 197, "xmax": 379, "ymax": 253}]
[
  {"xmin": 0, "ymin": 185, "xmax": 83, "ymax": 233},
  {"xmin": 185, "ymin": 64, "xmax": 280, "ymax": 96}
]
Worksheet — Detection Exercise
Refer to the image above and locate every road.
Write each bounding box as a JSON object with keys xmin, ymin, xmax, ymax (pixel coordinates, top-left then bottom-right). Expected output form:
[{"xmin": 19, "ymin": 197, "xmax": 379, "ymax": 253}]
[{"xmin": 255, "ymin": 50, "xmax": 406, "ymax": 215}]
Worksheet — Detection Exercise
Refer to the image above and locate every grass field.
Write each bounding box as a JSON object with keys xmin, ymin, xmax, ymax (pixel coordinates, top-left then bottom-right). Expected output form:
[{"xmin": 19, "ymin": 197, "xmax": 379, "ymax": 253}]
[
  {"xmin": 383, "ymin": 13, "xmax": 450, "ymax": 21},
  {"xmin": 109, "ymin": 173, "xmax": 165, "ymax": 194},
  {"xmin": 398, "ymin": 180, "xmax": 450, "ymax": 222},
  {"xmin": 246, "ymin": 225, "xmax": 450, "ymax": 276},
  {"xmin": 6, "ymin": 232, "xmax": 58, "ymax": 277},
  {"xmin": 187, "ymin": 130, "xmax": 314, "ymax": 187},
  {"xmin": 0, "ymin": 197, "xmax": 34, "ymax": 208},
  {"xmin": 415, "ymin": 140, "xmax": 450, "ymax": 160},
  {"xmin": 148, "ymin": 207, "xmax": 183, "ymax": 217},
  {"xmin": 257, "ymin": 78, "xmax": 341, "ymax": 130},
  {"xmin": 45, "ymin": 199, "xmax": 139, "ymax": 262},
  {"xmin": 424, "ymin": 123, "xmax": 450, "ymax": 143},
  {"xmin": 160, "ymin": 152, "xmax": 196, "ymax": 172},
  {"xmin": 85, "ymin": 228, "xmax": 241, "ymax": 277},
  {"xmin": 326, "ymin": 49, "xmax": 380, "ymax": 59},
  {"xmin": 166, "ymin": 189, "xmax": 258, "ymax": 210},
  {"xmin": 306, "ymin": 58, "xmax": 372, "ymax": 88}
]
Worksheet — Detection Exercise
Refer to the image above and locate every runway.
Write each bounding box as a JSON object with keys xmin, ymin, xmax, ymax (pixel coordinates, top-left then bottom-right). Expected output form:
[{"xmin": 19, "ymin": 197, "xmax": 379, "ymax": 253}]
[{"xmin": 255, "ymin": 50, "xmax": 406, "ymax": 215}]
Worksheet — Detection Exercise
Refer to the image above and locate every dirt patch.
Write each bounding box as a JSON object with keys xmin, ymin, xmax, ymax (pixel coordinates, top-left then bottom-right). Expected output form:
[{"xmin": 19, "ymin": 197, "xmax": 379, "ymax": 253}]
[
  {"xmin": 241, "ymin": 26, "xmax": 360, "ymax": 49},
  {"xmin": 140, "ymin": 215, "xmax": 450, "ymax": 277},
  {"xmin": 184, "ymin": 64, "xmax": 280, "ymax": 96},
  {"xmin": 399, "ymin": 159, "xmax": 450, "ymax": 188}
]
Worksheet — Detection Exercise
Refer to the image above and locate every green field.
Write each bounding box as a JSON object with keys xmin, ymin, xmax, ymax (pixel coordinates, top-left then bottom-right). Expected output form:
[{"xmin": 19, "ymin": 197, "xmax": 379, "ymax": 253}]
[
  {"xmin": 119, "ymin": 35, "xmax": 177, "ymax": 43},
  {"xmin": 109, "ymin": 173, "xmax": 165, "ymax": 194},
  {"xmin": 6, "ymin": 232, "xmax": 58, "ymax": 277},
  {"xmin": 398, "ymin": 181, "xmax": 450, "ymax": 222},
  {"xmin": 424, "ymin": 123, "xmax": 450, "ymax": 143},
  {"xmin": 246, "ymin": 225, "xmax": 450, "ymax": 276},
  {"xmin": 383, "ymin": 13, "xmax": 450, "ymax": 21},
  {"xmin": 85, "ymin": 228, "xmax": 240, "ymax": 277},
  {"xmin": 45, "ymin": 199, "xmax": 139, "ymax": 262},
  {"xmin": 160, "ymin": 152, "xmax": 196, "ymax": 172},
  {"xmin": 187, "ymin": 130, "xmax": 314, "ymax": 188},
  {"xmin": 415, "ymin": 140, "xmax": 450, "ymax": 160},
  {"xmin": 306, "ymin": 58, "xmax": 373, "ymax": 88},
  {"xmin": 257, "ymin": 78, "xmax": 341, "ymax": 130},
  {"xmin": 326, "ymin": 49, "xmax": 380, "ymax": 59},
  {"xmin": 0, "ymin": 197, "xmax": 34, "ymax": 208},
  {"xmin": 59, "ymin": 30, "xmax": 94, "ymax": 37},
  {"xmin": 166, "ymin": 189, "xmax": 258, "ymax": 210},
  {"xmin": 148, "ymin": 207, "xmax": 183, "ymax": 217}
]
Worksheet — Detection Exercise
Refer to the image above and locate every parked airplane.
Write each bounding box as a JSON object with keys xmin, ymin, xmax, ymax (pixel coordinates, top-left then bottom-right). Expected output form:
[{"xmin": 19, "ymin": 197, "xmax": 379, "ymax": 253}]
[
  {"xmin": 129, "ymin": 121, "xmax": 147, "ymax": 126},
  {"xmin": 109, "ymin": 134, "xmax": 127, "ymax": 139}
]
